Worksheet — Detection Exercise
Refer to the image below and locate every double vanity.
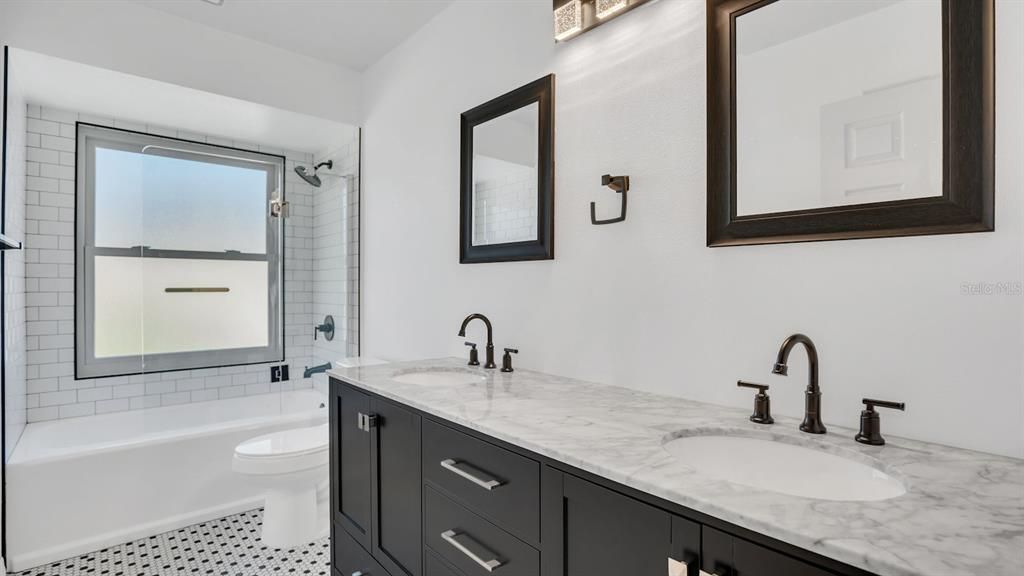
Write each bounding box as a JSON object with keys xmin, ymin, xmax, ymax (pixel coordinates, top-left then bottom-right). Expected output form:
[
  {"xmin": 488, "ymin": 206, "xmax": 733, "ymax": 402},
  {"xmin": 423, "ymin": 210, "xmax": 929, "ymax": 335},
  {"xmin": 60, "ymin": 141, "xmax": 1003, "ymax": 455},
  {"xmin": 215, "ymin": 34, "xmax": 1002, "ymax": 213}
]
[{"xmin": 327, "ymin": 359, "xmax": 1023, "ymax": 576}]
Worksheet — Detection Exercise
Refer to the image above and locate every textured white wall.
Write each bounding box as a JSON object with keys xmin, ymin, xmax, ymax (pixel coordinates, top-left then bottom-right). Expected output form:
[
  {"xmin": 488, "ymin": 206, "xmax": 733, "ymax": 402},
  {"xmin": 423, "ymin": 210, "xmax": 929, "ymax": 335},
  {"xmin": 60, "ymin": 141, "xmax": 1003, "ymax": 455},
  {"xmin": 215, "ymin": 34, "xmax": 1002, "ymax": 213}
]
[
  {"xmin": 0, "ymin": 0, "xmax": 362, "ymax": 125},
  {"xmin": 361, "ymin": 0, "xmax": 1024, "ymax": 457}
]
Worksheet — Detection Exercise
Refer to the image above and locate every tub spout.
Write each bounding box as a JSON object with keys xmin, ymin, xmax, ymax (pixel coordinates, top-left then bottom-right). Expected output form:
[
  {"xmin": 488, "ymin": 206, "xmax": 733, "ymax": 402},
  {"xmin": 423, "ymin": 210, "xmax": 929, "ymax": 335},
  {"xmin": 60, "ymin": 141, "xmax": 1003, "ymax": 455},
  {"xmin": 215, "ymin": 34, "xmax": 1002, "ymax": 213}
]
[{"xmin": 303, "ymin": 362, "xmax": 331, "ymax": 379}]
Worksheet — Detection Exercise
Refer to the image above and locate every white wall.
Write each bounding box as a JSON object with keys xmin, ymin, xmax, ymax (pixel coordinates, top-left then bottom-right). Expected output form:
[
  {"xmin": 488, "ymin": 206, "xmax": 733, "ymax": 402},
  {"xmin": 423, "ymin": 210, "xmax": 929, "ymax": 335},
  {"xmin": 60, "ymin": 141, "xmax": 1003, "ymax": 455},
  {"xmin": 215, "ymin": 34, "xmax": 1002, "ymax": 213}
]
[
  {"xmin": 0, "ymin": 1, "xmax": 362, "ymax": 125},
  {"xmin": 361, "ymin": 0, "xmax": 1024, "ymax": 457}
]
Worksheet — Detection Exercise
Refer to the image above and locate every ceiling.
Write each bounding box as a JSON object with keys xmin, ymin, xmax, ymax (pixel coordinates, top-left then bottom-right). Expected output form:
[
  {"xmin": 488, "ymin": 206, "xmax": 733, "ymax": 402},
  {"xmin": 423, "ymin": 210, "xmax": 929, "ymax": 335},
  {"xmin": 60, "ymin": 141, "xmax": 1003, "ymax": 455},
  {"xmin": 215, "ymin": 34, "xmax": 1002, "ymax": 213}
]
[
  {"xmin": 136, "ymin": 0, "xmax": 453, "ymax": 71},
  {"xmin": 11, "ymin": 48, "xmax": 356, "ymax": 154}
]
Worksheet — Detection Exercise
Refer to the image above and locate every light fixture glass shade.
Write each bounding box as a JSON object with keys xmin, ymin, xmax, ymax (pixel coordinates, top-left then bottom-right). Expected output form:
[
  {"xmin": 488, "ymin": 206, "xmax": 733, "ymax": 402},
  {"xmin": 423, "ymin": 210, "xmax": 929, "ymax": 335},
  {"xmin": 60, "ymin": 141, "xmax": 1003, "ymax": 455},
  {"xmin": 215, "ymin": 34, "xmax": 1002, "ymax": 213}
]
[
  {"xmin": 596, "ymin": 0, "xmax": 628, "ymax": 19},
  {"xmin": 554, "ymin": 0, "xmax": 583, "ymax": 41}
]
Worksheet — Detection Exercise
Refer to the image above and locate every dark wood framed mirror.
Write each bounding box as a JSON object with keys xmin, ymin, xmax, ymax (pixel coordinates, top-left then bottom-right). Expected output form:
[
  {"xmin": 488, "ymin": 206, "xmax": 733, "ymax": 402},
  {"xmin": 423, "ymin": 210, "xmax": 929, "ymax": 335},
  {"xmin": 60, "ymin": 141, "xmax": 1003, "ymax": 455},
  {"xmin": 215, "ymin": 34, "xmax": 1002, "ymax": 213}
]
[
  {"xmin": 461, "ymin": 74, "xmax": 555, "ymax": 263},
  {"xmin": 707, "ymin": 0, "xmax": 994, "ymax": 246}
]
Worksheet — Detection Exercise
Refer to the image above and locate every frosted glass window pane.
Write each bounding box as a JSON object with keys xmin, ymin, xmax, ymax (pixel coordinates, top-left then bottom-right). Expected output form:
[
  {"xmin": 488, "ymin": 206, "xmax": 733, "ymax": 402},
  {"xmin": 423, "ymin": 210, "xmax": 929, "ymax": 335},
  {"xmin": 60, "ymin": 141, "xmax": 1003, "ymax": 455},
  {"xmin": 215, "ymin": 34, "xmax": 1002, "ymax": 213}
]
[
  {"xmin": 95, "ymin": 147, "xmax": 269, "ymax": 253},
  {"xmin": 93, "ymin": 256, "xmax": 143, "ymax": 358},
  {"xmin": 94, "ymin": 148, "xmax": 144, "ymax": 249},
  {"xmin": 94, "ymin": 257, "xmax": 269, "ymax": 358}
]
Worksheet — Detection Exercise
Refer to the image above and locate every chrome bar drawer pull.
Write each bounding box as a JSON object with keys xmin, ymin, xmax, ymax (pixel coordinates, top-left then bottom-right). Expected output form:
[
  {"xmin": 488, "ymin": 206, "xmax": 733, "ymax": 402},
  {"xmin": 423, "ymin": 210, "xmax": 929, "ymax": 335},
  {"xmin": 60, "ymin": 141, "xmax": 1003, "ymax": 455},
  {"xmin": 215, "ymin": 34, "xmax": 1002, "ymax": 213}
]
[
  {"xmin": 440, "ymin": 530, "xmax": 503, "ymax": 572},
  {"xmin": 440, "ymin": 459, "xmax": 503, "ymax": 491}
]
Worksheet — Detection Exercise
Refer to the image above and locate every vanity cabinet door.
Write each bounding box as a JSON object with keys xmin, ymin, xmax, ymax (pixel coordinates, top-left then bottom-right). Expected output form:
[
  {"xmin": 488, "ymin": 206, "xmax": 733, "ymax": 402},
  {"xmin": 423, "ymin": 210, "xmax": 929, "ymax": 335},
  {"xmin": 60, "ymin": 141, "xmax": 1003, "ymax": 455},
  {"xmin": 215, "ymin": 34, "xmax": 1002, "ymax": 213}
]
[
  {"xmin": 702, "ymin": 525, "xmax": 837, "ymax": 576},
  {"xmin": 370, "ymin": 397, "xmax": 423, "ymax": 576},
  {"xmin": 331, "ymin": 380, "xmax": 373, "ymax": 550},
  {"xmin": 560, "ymin": 475, "xmax": 675, "ymax": 576}
]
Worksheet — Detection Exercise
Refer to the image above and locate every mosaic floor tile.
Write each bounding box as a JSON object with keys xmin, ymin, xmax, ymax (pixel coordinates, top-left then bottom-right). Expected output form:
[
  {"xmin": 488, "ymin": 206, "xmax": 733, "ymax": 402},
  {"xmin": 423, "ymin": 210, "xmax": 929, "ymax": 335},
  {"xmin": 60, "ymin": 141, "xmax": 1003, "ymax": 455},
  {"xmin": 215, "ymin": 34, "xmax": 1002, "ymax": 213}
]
[{"xmin": 12, "ymin": 509, "xmax": 330, "ymax": 576}]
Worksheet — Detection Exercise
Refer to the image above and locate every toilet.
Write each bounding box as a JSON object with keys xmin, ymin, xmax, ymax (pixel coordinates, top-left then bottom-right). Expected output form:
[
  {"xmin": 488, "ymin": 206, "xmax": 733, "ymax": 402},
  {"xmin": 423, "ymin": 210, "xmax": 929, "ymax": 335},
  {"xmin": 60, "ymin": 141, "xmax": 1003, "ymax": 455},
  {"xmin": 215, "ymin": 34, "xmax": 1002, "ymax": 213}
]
[{"xmin": 233, "ymin": 422, "xmax": 330, "ymax": 549}]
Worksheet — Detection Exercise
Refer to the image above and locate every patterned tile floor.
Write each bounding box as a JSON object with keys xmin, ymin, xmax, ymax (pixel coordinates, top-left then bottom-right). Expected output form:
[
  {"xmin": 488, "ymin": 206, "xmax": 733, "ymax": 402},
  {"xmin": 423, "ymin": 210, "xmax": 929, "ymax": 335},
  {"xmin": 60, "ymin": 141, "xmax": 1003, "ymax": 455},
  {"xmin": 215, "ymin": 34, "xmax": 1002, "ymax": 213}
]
[{"xmin": 12, "ymin": 509, "xmax": 330, "ymax": 576}]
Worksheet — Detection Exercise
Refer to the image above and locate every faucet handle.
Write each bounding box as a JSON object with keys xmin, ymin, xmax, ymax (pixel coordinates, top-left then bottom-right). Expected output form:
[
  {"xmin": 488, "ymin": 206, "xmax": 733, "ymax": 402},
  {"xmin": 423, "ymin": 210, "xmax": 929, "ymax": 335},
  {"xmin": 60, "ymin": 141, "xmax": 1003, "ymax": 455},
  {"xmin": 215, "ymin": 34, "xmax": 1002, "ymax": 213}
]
[
  {"xmin": 855, "ymin": 398, "xmax": 905, "ymax": 446},
  {"xmin": 501, "ymin": 348, "xmax": 518, "ymax": 373},
  {"xmin": 737, "ymin": 380, "xmax": 773, "ymax": 424},
  {"xmin": 737, "ymin": 380, "xmax": 769, "ymax": 393},
  {"xmin": 863, "ymin": 398, "xmax": 905, "ymax": 412},
  {"xmin": 464, "ymin": 342, "xmax": 479, "ymax": 366}
]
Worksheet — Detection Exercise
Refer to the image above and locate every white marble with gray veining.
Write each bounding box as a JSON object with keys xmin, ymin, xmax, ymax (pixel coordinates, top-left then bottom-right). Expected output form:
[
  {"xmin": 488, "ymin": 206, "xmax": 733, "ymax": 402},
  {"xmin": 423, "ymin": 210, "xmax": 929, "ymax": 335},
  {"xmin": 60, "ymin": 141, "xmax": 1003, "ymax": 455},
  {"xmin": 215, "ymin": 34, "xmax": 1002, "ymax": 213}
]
[{"xmin": 328, "ymin": 358, "xmax": 1024, "ymax": 576}]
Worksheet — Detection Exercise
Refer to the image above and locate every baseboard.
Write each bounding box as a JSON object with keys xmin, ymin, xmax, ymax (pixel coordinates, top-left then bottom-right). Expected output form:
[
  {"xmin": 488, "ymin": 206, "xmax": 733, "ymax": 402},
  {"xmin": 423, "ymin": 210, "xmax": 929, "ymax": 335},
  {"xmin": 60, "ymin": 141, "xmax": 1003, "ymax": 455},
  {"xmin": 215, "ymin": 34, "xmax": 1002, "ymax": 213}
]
[{"xmin": 8, "ymin": 497, "xmax": 262, "ymax": 572}]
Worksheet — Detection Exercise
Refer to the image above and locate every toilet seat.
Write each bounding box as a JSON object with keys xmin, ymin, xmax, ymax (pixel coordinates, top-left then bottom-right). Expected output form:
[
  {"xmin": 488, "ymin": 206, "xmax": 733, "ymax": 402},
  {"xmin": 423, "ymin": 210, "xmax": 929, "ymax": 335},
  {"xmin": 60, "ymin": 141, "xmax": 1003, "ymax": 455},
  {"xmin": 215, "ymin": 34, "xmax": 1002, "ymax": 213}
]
[{"xmin": 233, "ymin": 423, "xmax": 328, "ymax": 476}]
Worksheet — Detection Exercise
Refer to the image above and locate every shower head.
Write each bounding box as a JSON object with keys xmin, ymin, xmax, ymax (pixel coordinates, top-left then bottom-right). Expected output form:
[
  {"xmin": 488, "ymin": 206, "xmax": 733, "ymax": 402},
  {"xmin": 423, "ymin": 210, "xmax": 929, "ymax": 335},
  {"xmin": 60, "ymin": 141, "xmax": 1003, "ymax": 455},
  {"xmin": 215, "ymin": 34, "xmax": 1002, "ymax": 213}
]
[{"xmin": 294, "ymin": 160, "xmax": 333, "ymax": 187}]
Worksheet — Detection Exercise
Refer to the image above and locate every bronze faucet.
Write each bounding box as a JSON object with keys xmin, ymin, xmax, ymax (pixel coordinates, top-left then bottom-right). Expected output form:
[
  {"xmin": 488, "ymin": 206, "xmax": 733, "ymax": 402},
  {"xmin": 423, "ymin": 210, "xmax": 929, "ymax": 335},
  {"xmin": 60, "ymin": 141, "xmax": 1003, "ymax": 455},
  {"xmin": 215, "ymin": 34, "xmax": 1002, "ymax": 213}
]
[
  {"xmin": 772, "ymin": 333, "xmax": 826, "ymax": 434},
  {"xmin": 458, "ymin": 314, "xmax": 496, "ymax": 369}
]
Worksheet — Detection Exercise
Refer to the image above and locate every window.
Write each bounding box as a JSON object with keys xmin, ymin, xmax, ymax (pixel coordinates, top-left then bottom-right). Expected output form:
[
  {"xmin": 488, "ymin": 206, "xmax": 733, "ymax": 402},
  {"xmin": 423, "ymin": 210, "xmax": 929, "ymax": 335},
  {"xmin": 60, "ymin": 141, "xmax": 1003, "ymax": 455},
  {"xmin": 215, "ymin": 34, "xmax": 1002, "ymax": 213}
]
[{"xmin": 76, "ymin": 124, "xmax": 284, "ymax": 378}]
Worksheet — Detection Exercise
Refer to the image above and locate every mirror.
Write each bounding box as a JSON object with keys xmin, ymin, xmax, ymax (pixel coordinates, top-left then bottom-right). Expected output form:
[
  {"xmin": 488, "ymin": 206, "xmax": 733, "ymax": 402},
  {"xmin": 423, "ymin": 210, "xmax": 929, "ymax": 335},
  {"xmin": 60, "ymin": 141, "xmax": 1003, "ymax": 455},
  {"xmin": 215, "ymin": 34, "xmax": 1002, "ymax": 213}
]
[
  {"xmin": 708, "ymin": 0, "xmax": 994, "ymax": 246},
  {"xmin": 472, "ymin": 103, "xmax": 539, "ymax": 246},
  {"xmin": 461, "ymin": 75, "xmax": 554, "ymax": 263}
]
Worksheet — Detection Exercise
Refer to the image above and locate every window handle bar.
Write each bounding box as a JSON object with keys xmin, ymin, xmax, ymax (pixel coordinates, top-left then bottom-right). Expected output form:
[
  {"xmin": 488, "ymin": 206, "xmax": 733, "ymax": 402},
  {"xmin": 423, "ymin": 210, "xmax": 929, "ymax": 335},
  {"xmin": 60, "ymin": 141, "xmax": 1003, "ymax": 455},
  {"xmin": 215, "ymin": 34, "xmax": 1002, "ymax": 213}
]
[{"xmin": 141, "ymin": 144, "xmax": 281, "ymax": 166}]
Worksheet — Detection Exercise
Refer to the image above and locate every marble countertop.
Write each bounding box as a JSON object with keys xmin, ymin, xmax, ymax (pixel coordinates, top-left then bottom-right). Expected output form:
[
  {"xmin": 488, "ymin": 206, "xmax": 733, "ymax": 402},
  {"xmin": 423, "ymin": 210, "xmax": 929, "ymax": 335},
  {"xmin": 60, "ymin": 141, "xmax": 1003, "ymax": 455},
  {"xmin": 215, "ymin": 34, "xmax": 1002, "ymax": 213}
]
[{"xmin": 328, "ymin": 358, "xmax": 1024, "ymax": 576}]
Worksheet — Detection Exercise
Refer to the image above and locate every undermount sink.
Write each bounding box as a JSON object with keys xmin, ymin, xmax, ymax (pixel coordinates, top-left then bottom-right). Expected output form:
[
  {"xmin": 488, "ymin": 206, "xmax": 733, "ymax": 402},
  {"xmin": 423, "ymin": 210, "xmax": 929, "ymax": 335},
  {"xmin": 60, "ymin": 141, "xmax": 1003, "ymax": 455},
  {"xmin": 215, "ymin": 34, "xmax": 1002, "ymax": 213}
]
[
  {"xmin": 662, "ymin": 434, "xmax": 906, "ymax": 502},
  {"xmin": 391, "ymin": 369, "xmax": 486, "ymax": 387}
]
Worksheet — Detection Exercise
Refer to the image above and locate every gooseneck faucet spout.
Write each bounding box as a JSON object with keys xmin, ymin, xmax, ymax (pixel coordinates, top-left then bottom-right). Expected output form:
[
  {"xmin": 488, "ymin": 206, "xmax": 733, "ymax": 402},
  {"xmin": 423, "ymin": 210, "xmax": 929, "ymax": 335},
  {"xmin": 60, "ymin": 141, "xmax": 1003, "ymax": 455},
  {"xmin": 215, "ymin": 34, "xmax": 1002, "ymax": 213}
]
[
  {"xmin": 458, "ymin": 313, "xmax": 496, "ymax": 369},
  {"xmin": 772, "ymin": 333, "xmax": 826, "ymax": 434}
]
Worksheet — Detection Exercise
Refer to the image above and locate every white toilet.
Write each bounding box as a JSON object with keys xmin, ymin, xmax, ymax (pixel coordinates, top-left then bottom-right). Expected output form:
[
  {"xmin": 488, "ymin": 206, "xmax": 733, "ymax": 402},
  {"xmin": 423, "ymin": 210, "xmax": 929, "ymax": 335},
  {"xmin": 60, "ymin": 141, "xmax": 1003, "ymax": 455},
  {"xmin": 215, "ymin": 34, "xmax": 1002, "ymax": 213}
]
[{"xmin": 233, "ymin": 422, "xmax": 330, "ymax": 549}]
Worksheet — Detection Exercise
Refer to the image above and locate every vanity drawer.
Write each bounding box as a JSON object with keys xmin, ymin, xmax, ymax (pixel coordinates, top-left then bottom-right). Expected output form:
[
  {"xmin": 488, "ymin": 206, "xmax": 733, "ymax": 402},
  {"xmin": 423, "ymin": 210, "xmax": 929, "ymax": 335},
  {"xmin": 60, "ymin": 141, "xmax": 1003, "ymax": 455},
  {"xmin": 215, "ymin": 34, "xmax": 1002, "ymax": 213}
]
[
  {"xmin": 333, "ymin": 525, "xmax": 388, "ymax": 576},
  {"xmin": 423, "ymin": 419, "xmax": 540, "ymax": 542},
  {"xmin": 424, "ymin": 486, "xmax": 539, "ymax": 576},
  {"xmin": 425, "ymin": 550, "xmax": 466, "ymax": 576}
]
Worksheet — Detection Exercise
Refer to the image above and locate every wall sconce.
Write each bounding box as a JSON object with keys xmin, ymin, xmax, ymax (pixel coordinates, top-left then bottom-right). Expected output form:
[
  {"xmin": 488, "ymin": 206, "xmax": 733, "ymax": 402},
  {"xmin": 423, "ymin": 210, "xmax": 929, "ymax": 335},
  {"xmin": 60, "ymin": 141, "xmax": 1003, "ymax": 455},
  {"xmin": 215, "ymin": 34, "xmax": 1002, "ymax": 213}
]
[
  {"xmin": 596, "ymin": 0, "xmax": 628, "ymax": 19},
  {"xmin": 553, "ymin": 0, "xmax": 583, "ymax": 41},
  {"xmin": 552, "ymin": 0, "xmax": 651, "ymax": 41}
]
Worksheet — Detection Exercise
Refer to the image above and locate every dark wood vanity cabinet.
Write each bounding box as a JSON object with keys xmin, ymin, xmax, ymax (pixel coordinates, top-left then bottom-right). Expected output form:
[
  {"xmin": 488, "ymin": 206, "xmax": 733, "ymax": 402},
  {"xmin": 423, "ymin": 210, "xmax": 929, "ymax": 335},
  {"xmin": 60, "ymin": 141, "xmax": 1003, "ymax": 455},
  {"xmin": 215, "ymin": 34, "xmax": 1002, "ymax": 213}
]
[
  {"xmin": 556, "ymin": 474, "xmax": 700, "ymax": 576},
  {"xmin": 330, "ymin": 378, "xmax": 870, "ymax": 576},
  {"xmin": 703, "ymin": 526, "xmax": 838, "ymax": 576},
  {"xmin": 330, "ymin": 381, "xmax": 422, "ymax": 576},
  {"xmin": 331, "ymin": 384, "xmax": 373, "ymax": 550}
]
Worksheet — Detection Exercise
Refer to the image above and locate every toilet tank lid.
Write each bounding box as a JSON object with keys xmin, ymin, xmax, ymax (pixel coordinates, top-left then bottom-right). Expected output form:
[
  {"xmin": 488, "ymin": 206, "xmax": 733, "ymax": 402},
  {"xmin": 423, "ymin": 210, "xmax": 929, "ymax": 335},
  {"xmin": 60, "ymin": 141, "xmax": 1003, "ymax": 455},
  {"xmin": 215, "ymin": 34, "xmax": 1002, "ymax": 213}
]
[{"xmin": 235, "ymin": 423, "xmax": 328, "ymax": 458}]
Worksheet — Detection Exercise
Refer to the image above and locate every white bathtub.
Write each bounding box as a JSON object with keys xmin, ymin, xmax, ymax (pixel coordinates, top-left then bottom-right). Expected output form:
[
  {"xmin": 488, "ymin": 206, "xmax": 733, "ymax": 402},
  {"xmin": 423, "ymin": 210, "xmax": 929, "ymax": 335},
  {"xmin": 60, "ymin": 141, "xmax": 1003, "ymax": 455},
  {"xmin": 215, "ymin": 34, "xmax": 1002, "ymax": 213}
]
[{"xmin": 7, "ymin": 389, "xmax": 328, "ymax": 572}]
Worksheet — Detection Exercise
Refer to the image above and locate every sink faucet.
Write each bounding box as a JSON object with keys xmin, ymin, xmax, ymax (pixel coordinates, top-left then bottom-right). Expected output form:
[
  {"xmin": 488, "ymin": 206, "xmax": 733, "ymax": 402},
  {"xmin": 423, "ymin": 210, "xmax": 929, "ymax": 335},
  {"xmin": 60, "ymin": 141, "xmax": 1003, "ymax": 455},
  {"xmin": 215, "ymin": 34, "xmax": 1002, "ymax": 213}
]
[
  {"xmin": 771, "ymin": 333, "xmax": 826, "ymax": 434},
  {"xmin": 458, "ymin": 313, "xmax": 496, "ymax": 369}
]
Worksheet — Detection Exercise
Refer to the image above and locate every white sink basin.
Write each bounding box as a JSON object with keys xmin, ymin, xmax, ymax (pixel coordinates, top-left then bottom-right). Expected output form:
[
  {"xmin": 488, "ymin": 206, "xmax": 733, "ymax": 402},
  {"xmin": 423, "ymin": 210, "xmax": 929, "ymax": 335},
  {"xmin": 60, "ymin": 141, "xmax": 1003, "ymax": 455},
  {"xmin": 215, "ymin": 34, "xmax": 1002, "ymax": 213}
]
[
  {"xmin": 391, "ymin": 369, "xmax": 486, "ymax": 387},
  {"xmin": 662, "ymin": 435, "xmax": 905, "ymax": 501}
]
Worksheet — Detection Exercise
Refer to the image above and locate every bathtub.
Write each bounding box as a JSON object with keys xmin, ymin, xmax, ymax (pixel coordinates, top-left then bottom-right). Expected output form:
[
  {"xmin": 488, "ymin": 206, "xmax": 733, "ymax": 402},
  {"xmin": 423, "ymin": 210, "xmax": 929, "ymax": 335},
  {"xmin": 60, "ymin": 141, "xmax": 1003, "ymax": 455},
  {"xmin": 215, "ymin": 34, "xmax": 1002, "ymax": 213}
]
[{"xmin": 6, "ymin": 389, "xmax": 328, "ymax": 572}]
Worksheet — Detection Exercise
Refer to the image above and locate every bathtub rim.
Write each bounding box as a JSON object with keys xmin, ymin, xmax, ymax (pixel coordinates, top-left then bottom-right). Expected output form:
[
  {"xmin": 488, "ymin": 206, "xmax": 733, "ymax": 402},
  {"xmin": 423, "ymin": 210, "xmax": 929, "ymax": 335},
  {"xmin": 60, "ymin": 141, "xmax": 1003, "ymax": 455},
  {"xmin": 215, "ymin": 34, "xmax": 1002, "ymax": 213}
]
[{"xmin": 9, "ymin": 390, "xmax": 328, "ymax": 467}]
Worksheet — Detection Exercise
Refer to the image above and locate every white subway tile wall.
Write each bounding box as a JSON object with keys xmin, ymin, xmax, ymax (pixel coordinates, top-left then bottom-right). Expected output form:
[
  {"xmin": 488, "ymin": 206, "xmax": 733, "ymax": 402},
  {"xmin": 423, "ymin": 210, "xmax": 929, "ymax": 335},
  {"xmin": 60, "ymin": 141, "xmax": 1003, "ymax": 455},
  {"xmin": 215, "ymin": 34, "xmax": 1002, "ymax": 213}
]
[
  {"xmin": 23, "ymin": 105, "xmax": 360, "ymax": 422},
  {"xmin": 310, "ymin": 142, "xmax": 360, "ymax": 394}
]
